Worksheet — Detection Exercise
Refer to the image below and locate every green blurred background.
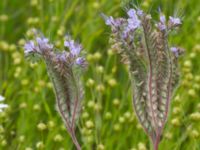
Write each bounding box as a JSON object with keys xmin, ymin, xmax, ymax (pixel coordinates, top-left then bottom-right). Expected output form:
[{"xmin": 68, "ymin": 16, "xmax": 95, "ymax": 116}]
[{"xmin": 0, "ymin": 0, "xmax": 200, "ymax": 149}]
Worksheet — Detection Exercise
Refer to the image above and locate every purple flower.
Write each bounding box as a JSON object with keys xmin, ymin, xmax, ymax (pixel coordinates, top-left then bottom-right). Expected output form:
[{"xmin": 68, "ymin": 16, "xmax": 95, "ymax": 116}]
[
  {"xmin": 24, "ymin": 41, "xmax": 36, "ymax": 55},
  {"xmin": 64, "ymin": 39, "xmax": 82, "ymax": 56},
  {"xmin": 76, "ymin": 57, "xmax": 87, "ymax": 67},
  {"xmin": 127, "ymin": 9, "xmax": 141, "ymax": 30},
  {"xmin": 137, "ymin": 9, "xmax": 143, "ymax": 16},
  {"xmin": 127, "ymin": 9, "xmax": 137, "ymax": 18},
  {"xmin": 56, "ymin": 52, "xmax": 67, "ymax": 62},
  {"xmin": 169, "ymin": 16, "xmax": 181, "ymax": 27},
  {"xmin": 105, "ymin": 16, "xmax": 123, "ymax": 27},
  {"xmin": 157, "ymin": 14, "xmax": 167, "ymax": 31},
  {"xmin": 105, "ymin": 16, "xmax": 115, "ymax": 26},
  {"xmin": 160, "ymin": 15, "xmax": 166, "ymax": 24},
  {"xmin": 170, "ymin": 47, "xmax": 179, "ymax": 57},
  {"xmin": 36, "ymin": 37, "xmax": 53, "ymax": 51}
]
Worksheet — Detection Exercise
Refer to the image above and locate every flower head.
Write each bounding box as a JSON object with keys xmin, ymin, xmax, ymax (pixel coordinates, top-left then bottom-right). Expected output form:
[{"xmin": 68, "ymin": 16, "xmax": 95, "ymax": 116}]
[
  {"xmin": 24, "ymin": 41, "xmax": 36, "ymax": 55},
  {"xmin": 170, "ymin": 47, "xmax": 184, "ymax": 57},
  {"xmin": 76, "ymin": 57, "xmax": 87, "ymax": 68},
  {"xmin": 64, "ymin": 37, "xmax": 82, "ymax": 56},
  {"xmin": 36, "ymin": 37, "xmax": 53, "ymax": 51},
  {"xmin": 0, "ymin": 95, "xmax": 8, "ymax": 112},
  {"xmin": 157, "ymin": 14, "xmax": 167, "ymax": 31},
  {"xmin": 127, "ymin": 9, "xmax": 141, "ymax": 30},
  {"xmin": 105, "ymin": 16, "xmax": 115, "ymax": 26},
  {"xmin": 169, "ymin": 16, "xmax": 182, "ymax": 27}
]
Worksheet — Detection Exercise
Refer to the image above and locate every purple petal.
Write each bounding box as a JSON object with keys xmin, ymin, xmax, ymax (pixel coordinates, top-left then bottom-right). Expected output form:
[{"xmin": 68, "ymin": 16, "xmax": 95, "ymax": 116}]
[
  {"xmin": 64, "ymin": 39, "xmax": 82, "ymax": 56},
  {"xmin": 170, "ymin": 47, "xmax": 179, "ymax": 57},
  {"xmin": 36, "ymin": 37, "xmax": 53, "ymax": 50},
  {"xmin": 127, "ymin": 9, "xmax": 137, "ymax": 18},
  {"xmin": 169, "ymin": 16, "xmax": 182, "ymax": 26},
  {"xmin": 76, "ymin": 57, "xmax": 87, "ymax": 67},
  {"xmin": 24, "ymin": 41, "xmax": 36, "ymax": 54},
  {"xmin": 105, "ymin": 16, "xmax": 114, "ymax": 26},
  {"xmin": 160, "ymin": 15, "xmax": 166, "ymax": 24}
]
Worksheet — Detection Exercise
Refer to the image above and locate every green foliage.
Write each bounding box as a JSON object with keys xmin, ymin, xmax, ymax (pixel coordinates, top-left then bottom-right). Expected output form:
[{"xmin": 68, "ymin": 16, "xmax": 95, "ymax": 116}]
[{"xmin": 0, "ymin": 0, "xmax": 200, "ymax": 150}]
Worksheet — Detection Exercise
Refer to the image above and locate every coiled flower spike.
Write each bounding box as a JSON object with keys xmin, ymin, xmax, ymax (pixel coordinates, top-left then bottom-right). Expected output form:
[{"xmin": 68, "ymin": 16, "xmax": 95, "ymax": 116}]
[
  {"xmin": 103, "ymin": 8, "xmax": 183, "ymax": 150},
  {"xmin": 24, "ymin": 32, "xmax": 87, "ymax": 150}
]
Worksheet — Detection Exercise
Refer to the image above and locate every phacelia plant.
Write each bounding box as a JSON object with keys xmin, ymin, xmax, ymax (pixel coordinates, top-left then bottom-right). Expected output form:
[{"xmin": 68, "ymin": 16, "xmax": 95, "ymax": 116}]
[
  {"xmin": 24, "ymin": 32, "xmax": 87, "ymax": 150},
  {"xmin": 103, "ymin": 8, "xmax": 184, "ymax": 150}
]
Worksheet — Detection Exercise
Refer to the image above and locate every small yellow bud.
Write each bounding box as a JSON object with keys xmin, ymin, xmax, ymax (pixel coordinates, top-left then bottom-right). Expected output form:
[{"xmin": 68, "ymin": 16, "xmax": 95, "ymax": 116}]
[
  {"xmin": 108, "ymin": 78, "xmax": 117, "ymax": 87},
  {"xmin": 188, "ymin": 89, "xmax": 196, "ymax": 97},
  {"xmin": 189, "ymin": 129, "xmax": 199, "ymax": 139},
  {"xmin": 138, "ymin": 142, "xmax": 147, "ymax": 150},
  {"xmin": 183, "ymin": 60, "xmax": 192, "ymax": 68},
  {"xmin": 18, "ymin": 39, "xmax": 26, "ymax": 46},
  {"xmin": 33, "ymin": 104, "xmax": 41, "ymax": 111},
  {"xmin": 174, "ymin": 95, "xmax": 181, "ymax": 103},
  {"xmin": 119, "ymin": 116, "xmax": 125, "ymax": 124},
  {"xmin": 36, "ymin": 141, "xmax": 44, "ymax": 149},
  {"xmin": 87, "ymin": 100, "xmax": 95, "ymax": 108},
  {"xmin": 47, "ymin": 121, "xmax": 55, "ymax": 129},
  {"xmin": 31, "ymin": 0, "xmax": 38, "ymax": 6},
  {"xmin": 195, "ymin": 75, "xmax": 200, "ymax": 82},
  {"xmin": 38, "ymin": 80, "xmax": 46, "ymax": 87},
  {"xmin": 54, "ymin": 134, "xmax": 63, "ymax": 142},
  {"xmin": 185, "ymin": 73, "xmax": 193, "ymax": 80},
  {"xmin": 1, "ymin": 140, "xmax": 7, "ymax": 146},
  {"xmin": 25, "ymin": 147, "xmax": 33, "ymax": 150},
  {"xmin": 172, "ymin": 107, "xmax": 181, "ymax": 115},
  {"xmin": 124, "ymin": 111, "xmax": 131, "ymax": 119},
  {"xmin": 93, "ymin": 52, "xmax": 102, "ymax": 61},
  {"xmin": 9, "ymin": 44, "xmax": 17, "ymax": 51},
  {"xmin": 171, "ymin": 118, "xmax": 180, "ymax": 126},
  {"xmin": 189, "ymin": 52, "xmax": 196, "ymax": 59},
  {"xmin": 111, "ymin": 66, "xmax": 117, "ymax": 74},
  {"xmin": 164, "ymin": 132, "xmax": 173, "ymax": 140},
  {"xmin": 113, "ymin": 123, "xmax": 121, "ymax": 131},
  {"xmin": 107, "ymin": 49, "xmax": 114, "ymax": 56},
  {"xmin": 97, "ymin": 144, "xmax": 105, "ymax": 150},
  {"xmin": 105, "ymin": 112, "xmax": 112, "ymax": 120},
  {"xmin": 0, "ymin": 126, "xmax": 4, "ymax": 133},
  {"xmin": 0, "ymin": 14, "xmax": 8, "ymax": 22},
  {"xmin": 96, "ymin": 66, "xmax": 104, "ymax": 73},
  {"xmin": 86, "ymin": 54, "xmax": 93, "ymax": 62},
  {"xmin": 113, "ymin": 98, "xmax": 120, "ymax": 107},
  {"xmin": 21, "ymin": 79, "xmax": 29, "ymax": 86},
  {"xmin": 47, "ymin": 82, "xmax": 53, "ymax": 89},
  {"xmin": 82, "ymin": 112, "xmax": 89, "ymax": 119},
  {"xmin": 96, "ymin": 84, "xmax": 105, "ymax": 92},
  {"xmin": 86, "ymin": 78, "xmax": 95, "ymax": 87},
  {"xmin": 85, "ymin": 120, "xmax": 94, "ymax": 129},
  {"xmin": 37, "ymin": 122, "xmax": 47, "ymax": 131},
  {"xmin": 19, "ymin": 102, "xmax": 27, "ymax": 109},
  {"xmin": 19, "ymin": 135, "xmax": 25, "ymax": 142},
  {"xmin": 94, "ymin": 103, "xmax": 102, "ymax": 112},
  {"xmin": 190, "ymin": 112, "xmax": 200, "ymax": 121}
]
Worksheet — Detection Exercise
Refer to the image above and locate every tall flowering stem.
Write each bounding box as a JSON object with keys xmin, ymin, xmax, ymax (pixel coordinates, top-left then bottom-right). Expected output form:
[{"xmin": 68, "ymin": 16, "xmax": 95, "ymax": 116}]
[
  {"xmin": 24, "ymin": 33, "xmax": 87, "ymax": 150},
  {"xmin": 103, "ymin": 9, "xmax": 183, "ymax": 150}
]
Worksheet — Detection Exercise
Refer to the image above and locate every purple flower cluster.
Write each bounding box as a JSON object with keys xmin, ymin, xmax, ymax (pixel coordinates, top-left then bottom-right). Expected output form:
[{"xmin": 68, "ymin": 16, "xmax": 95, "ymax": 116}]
[
  {"xmin": 24, "ymin": 37, "xmax": 53, "ymax": 56},
  {"xmin": 103, "ymin": 8, "xmax": 142, "ymax": 40},
  {"xmin": 157, "ymin": 15, "xmax": 167, "ymax": 31},
  {"xmin": 156, "ymin": 14, "xmax": 182, "ymax": 31},
  {"xmin": 24, "ymin": 35, "xmax": 87, "ymax": 68},
  {"xmin": 64, "ymin": 36, "xmax": 87, "ymax": 67}
]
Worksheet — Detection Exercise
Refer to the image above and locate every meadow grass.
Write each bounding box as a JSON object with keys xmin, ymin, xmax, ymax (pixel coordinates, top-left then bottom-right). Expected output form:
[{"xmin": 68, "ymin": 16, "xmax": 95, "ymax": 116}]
[{"xmin": 0, "ymin": 0, "xmax": 200, "ymax": 149}]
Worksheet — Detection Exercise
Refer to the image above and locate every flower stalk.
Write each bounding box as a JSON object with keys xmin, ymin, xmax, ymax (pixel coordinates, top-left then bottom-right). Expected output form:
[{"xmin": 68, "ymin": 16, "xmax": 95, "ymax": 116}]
[
  {"xmin": 103, "ymin": 8, "xmax": 183, "ymax": 150},
  {"xmin": 24, "ymin": 32, "xmax": 87, "ymax": 150}
]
